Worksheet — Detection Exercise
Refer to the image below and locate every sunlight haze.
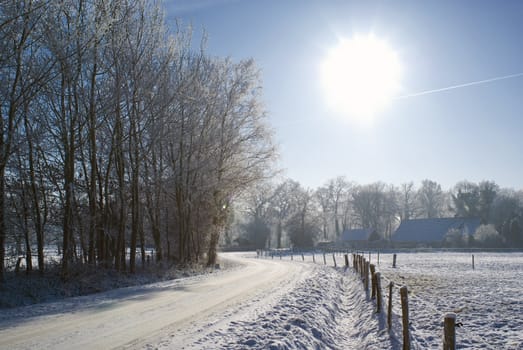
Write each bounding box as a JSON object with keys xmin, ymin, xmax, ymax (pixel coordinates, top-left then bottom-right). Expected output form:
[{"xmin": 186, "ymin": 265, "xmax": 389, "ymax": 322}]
[{"xmin": 320, "ymin": 34, "xmax": 402, "ymax": 125}]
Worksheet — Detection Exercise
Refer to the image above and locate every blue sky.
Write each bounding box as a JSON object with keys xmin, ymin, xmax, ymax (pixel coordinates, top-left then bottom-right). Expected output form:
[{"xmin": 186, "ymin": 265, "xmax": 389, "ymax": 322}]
[{"xmin": 164, "ymin": 0, "xmax": 523, "ymax": 190}]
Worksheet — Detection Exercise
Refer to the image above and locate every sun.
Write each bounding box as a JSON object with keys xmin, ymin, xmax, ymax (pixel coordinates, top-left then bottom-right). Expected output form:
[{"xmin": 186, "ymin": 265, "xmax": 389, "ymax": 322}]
[{"xmin": 320, "ymin": 34, "xmax": 402, "ymax": 124}]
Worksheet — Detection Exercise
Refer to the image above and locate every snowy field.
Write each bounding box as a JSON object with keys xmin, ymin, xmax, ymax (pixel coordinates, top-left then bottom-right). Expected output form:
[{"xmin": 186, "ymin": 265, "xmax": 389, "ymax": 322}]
[
  {"xmin": 376, "ymin": 251, "xmax": 523, "ymax": 350},
  {"xmin": 0, "ymin": 251, "xmax": 521, "ymax": 349}
]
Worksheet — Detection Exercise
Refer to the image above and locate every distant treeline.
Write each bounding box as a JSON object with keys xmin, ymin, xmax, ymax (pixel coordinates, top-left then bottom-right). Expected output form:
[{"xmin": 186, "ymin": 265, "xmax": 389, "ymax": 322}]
[{"xmin": 234, "ymin": 178, "xmax": 523, "ymax": 249}]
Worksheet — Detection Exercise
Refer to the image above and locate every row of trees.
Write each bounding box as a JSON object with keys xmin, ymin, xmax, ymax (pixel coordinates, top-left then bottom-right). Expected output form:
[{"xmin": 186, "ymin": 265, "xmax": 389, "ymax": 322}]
[
  {"xmin": 1, "ymin": 0, "xmax": 276, "ymax": 281},
  {"xmin": 236, "ymin": 178, "xmax": 523, "ymax": 248}
]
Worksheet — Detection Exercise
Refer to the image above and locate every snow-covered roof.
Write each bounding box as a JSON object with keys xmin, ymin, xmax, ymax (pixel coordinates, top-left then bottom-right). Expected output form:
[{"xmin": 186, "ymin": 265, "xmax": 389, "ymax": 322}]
[
  {"xmin": 392, "ymin": 217, "xmax": 481, "ymax": 242},
  {"xmin": 340, "ymin": 228, "xmax": 374, "ymax": 241}
]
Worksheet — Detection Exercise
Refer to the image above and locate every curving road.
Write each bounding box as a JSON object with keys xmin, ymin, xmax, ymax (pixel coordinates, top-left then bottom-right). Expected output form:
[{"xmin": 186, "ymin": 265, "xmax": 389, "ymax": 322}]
[{"xmin": 0, "ymin": 253, "xmax": 308, "ymax": 350}]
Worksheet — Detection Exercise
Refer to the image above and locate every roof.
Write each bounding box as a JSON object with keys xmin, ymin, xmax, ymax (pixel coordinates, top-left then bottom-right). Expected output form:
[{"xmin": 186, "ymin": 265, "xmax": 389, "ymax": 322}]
[
  {"xmin": 392, "ymin": 217, "xmax": 481, "ymax": 242},
  {"xmin": 340, "ymin": 228, "xmax": 374, "ymax": 241}
]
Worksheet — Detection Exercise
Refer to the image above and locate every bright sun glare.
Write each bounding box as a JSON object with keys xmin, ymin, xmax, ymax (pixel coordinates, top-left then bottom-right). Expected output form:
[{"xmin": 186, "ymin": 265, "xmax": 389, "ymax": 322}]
[{"xmin": 321, "ymin": 34, "xmax": 402, "ymax": 125}]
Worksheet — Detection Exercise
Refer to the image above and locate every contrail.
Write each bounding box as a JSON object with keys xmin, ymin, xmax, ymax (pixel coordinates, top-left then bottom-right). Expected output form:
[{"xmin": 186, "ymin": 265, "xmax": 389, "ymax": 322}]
[{"xmin": 397, "ymin": 72, "xmax": 523, "ymax": 99}]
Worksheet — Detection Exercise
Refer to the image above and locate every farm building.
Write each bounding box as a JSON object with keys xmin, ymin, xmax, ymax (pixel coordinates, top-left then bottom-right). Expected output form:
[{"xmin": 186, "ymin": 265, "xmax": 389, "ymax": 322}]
[{"xmin": 392, "ymin": 217, "xmax": 481, "ymax": 246}]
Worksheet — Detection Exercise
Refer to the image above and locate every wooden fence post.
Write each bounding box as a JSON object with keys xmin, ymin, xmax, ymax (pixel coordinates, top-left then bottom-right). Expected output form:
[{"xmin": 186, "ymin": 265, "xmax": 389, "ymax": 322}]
[
  {"xmin": 291, "ymin": 253, "xmax": 293, "ymax": 261},
  {"xmin": 344, "ymin": 254, "xmax": 349, "ymax": 268},
  {"xmin": 332, "ymin": 253, "xmax": 337, "ymax": 267},
  {"xmin": 301, "ymin": 253, "xmax": 305, "ymax": 261},
  {"xmin": 378, "ymin": 251, "xmax": 380, "ymax": 266},
  {"xmin": 443, "ymin": 313, "xmax": 456, "ymax": 350},
  {"xmin": 312, "ymin": 252, "xmax": 316, "ymax": 263},
  {"xmin": 323, "ymin": 252, "xmax": 327, "ymax": 265},
  {"xmin": 400, "ymin": 286, "xmax": 410, "ymax": 350},
  {"xmin": 370, "ymin": 264, "xmax": 376, "ymax": 299},
  {"xmin": 472, "ymin": 254, "xmax": 475, "ymax": 270},
  {"xmin": 375, "ymin": 272, "xmax": 382, "ymax": 313},
  {"xmin": 364, "ymin": 261, "xmax": 370, "ymax": 292},
  {"xmin": 387, "ymin": 281, "xmax": 394, "ymax": 331},
  {"xmin": 393, "ymin": 253, "xmax": 397, "ymax": 268}
]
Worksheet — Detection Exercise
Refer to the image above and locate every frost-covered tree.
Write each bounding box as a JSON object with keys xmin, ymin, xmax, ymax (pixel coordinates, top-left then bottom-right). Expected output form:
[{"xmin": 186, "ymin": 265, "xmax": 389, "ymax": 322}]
[
  {"xmin": 417, "ymin": 179, "xmax": 445, "ymax": 218},
  {"xmin": 239, "ymin": 182, "xmax": 275, "ymax": 248},
  {"xmin": 328, "ymin": 177, "xmax": 350, "ymax": 238},
  {"xmin": 0, "ymin": 0, "xmax": 52, "ymax": 280},
  {"xmin": 478, "ymin": 181, "xmax": 498, "ymax": 223},
  {"xmin": 0, "ymin": 0, "xmax": 276, "ymax": 278},
  {"xmin": 315, "ymin": 185, "xmax": 331, "ymax": 241},
  {"xmin": 489, "ymin": 190, "xmax": 523, "ymax": 245},
  {"xmin": 451, "ymin": 180, "xmax": 499, "ymax": 223},
  {"xmin": 315, "ymin": 177, "xmax": 352, "ymax": 241},
  {"xmin": 286, "ymin": 185, "xmax": 319, "ymax": 248},
  {"xmin": 270, "ymin": 179, "xmax": 300, "ymax": 248},
  {"xmin": 397, "ymin": 182, "xmax": 418, "ymax": 222},
  {"xmin": 451, "ymin": 181, "xmax": 480, "ymax": 218},
  {"xmin": 352, "ymin": 182, "xmax": 398, "ymax": 238},
  {"xmin": 473, "ymin": 224, "xmax": 504, "ymax": 247}
]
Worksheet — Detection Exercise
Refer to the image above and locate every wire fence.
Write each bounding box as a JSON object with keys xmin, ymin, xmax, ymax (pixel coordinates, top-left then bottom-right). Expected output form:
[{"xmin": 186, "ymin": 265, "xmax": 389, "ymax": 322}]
[{"xmin": 259, "ymin": 248, "xmax": 508, "ymax": 350}]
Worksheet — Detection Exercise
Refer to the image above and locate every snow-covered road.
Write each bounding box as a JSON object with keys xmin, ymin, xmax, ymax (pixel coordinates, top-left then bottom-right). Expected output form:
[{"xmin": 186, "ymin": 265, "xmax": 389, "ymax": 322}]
[{"xmin": 0, "ymin": 253, "xmax": 311, "ymax": 349}]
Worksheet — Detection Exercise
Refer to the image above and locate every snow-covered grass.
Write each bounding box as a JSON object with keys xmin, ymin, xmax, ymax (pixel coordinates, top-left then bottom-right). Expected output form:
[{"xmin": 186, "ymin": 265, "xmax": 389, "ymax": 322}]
[{"xmin": 375, "ymin": 252, "xmax": 523, "ymax": 350}]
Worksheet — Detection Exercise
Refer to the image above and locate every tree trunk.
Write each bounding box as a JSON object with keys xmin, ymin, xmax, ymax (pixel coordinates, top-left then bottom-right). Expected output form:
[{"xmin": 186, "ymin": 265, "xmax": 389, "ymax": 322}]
[
  {"xmin": 22, "ymin": 190, "xmax": 33, "ymax": 273},
  {"xmin": 115, "ymin": 121, "xmax": 126, "ymax": 271},
  {"xmin": 62, "ymin": 151, "xmax": 75, "ymax": 279},
  {"xmin": 87, "ymin": 44, "xmax": 98, "ymax": 265},
  {"xmin": 0, "ymin": 160, "xmax": 6, "ymax": 282},
  {"xmin": 277, "ymin": 220, "xmax": 282, "ymax": 248},
  {"xmin": 140, "ymin": 221, "xmax": 146, "ymax": 268},
  {"xmin": 129, "ymin": 120, "xmax": 139, "ymax": 273},
  {"xmin": 206, "ymin": 231, "xmax": 220, "ymax": 266},
  {"xmin": 25, "ymin": 116, "xmax": 45, "ymax": 273}
]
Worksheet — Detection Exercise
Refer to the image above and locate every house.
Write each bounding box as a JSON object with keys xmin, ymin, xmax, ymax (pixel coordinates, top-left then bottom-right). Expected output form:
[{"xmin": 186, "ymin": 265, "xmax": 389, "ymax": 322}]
[{"xmin": 392, "ymin": 217, "xmax": 481, "ymax": 246}]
